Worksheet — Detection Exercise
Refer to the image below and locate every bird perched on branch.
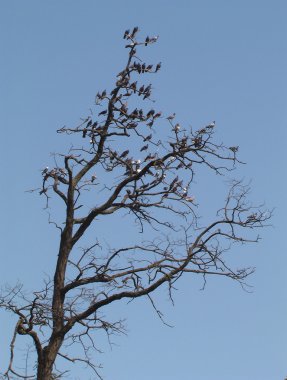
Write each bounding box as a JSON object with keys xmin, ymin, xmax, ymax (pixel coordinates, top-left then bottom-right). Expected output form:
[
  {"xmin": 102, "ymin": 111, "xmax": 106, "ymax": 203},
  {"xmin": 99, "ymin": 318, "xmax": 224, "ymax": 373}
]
[
  {"xmin": 206, "ymin": 121, "xmax": 216, "ymax": 129},
  {"xmin": 41, "ymin": 167, "xmax": 49, "ymax": 175},
  {"xmin": 155, "ymin": 62, "xmax": 161, "ymax": 72},
  {"xmin": 123, "ymin": 29, "xmax": 130, "ymax": 39},
  {"xmin": 229, "ymin": 146, "xmax": 239, "ymax": 153},
  {"xmin": 120, "ymin": 150, "xmax": 129, "ymax": 158},
  {"xmin": 140, "ymin": 144, "xmax": 149, "ymax": 152},
  {"xmin": 144, "ymin": 133, "xmax": 152, "ymax": 142}
]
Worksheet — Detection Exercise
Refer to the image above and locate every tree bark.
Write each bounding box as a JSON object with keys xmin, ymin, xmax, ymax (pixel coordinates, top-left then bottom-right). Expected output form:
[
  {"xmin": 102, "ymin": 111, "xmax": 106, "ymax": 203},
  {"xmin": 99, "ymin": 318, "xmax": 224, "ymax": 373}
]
[
  {"xmin": 36, "ymin": 336, "xmax": 64, "ymax": 380},
  {"xmin": 37, "ymin": 352, "xmax": 53, "ymax": 380}
]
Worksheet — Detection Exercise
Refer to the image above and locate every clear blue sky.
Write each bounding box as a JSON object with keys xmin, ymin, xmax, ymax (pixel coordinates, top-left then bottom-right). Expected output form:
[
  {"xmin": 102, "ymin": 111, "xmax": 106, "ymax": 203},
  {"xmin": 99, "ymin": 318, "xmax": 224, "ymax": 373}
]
[{"xmin": 1, "ymin": 1, "xmax": 287, "ymax": 379}]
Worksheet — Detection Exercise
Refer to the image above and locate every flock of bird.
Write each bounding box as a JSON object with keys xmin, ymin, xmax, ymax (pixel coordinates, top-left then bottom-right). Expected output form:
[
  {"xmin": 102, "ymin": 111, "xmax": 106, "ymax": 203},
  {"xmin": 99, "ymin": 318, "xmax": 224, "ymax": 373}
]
[{"xmin": 41, "ymin": 27, "xmax": 239, "ymax": 211}]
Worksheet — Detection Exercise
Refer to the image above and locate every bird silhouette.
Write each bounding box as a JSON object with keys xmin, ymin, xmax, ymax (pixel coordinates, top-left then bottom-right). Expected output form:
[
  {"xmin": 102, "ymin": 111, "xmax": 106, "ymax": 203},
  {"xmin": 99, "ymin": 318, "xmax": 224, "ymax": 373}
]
[
  {"xmin": 120, "ymin": 150, "xmax": 129, "ymax": 158},
  {"xmin": 140, "ymin": 144, "xmax": 149, "ymax": 152}
]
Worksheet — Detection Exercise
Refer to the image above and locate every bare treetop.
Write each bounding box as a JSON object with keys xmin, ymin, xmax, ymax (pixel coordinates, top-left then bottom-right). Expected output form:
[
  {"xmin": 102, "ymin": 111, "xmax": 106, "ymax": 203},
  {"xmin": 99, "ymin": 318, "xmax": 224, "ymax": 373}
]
[{"xmin": 1, "ymin": 27, "xmax": 271, "ymax": 380}]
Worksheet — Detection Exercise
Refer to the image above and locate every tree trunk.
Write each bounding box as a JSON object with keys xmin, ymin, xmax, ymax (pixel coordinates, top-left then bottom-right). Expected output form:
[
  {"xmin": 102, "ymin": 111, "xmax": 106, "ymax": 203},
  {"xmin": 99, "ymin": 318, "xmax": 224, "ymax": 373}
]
[
  {"xmin": 37, "ymin": 354, "xmax": 53, "ymax": 380},
  {"xmin": 37, "ymin": 338, "xmax": 63, "ymax": 380},
  {"xmin": 37, "ymin": 362, "xmax": 53, "ymax": 380}
]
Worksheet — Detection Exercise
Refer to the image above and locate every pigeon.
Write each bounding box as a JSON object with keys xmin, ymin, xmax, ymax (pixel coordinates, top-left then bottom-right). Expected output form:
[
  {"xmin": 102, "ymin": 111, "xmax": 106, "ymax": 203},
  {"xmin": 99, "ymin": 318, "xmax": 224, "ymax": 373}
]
[
  {"xmin": 131, "ymin": 26, "xmax": 139, "ymax": 38},
  {"xmin": 123, "ymin": 29, "xmax": 130, "ymax": 39},
  {"xmin": 167, "ymin": 113, "xmax": 176, "ymax": 121},
  {"xmin": 206, "ymin": 121, "xmax": 216, "ymax": 129},
  {"xmin": 144, "ymin": 134, "xmax": 152, "ymax": 142},
  {"xmin": 120, "ymin": 150, "xmax": 129, "ymax": 158},
  {"xmin": 41, "ymin": 167, "xmax": 49, "ymax": 175},
  {"xmin": 140, "ymin": 144, "xmax": 149, "ymax": 152},
  {"xmin": 155, "ymin": 62, "xmax": 161, "ymax": 72}
]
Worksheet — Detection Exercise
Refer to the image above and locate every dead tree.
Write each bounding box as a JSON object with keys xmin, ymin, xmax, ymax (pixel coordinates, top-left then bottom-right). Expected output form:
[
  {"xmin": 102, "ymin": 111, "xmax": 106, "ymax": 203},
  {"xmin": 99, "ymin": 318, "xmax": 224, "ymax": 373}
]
[{"xmin": 0, "ymin": 27, "xmax": 271, "ymax": 380}]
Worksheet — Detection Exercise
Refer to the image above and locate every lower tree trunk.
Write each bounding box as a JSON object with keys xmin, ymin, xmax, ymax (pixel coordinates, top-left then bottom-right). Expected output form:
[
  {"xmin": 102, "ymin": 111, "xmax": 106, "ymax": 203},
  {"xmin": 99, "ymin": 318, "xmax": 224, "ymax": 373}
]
[
  {"xmin": 37, "ymin": 357, "xmax": 54, "ymax": 380},
  {"xmin": 37, "ymin": 338, "xmax": 63, "ymax": 380},
  {"xmin": 37, "ymin": 364, "xmax": 53, "ymax": 380}
]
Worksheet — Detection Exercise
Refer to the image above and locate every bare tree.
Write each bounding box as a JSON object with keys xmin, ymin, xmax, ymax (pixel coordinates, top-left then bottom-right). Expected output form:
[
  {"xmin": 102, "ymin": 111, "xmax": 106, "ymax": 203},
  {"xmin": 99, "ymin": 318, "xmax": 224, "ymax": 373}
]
[{"xmin": 0, "ymin": 27, "xmax": 271, "ymax": 380}]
